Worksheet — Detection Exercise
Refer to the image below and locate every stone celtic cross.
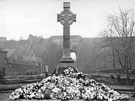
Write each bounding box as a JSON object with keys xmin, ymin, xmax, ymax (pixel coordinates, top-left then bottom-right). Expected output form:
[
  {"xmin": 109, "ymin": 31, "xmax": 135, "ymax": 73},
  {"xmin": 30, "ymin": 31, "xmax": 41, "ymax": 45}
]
[{"xmin": 57, "ymin": 2, "xmax": 76, "ymax": 61}]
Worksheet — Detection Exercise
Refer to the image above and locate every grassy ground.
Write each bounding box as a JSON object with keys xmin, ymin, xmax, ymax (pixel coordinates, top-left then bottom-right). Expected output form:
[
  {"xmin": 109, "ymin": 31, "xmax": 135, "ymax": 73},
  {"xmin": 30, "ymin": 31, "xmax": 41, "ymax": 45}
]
[
  {"xmin": 0, "ymin": 84, "xmax": 23, "ymax": 91},
  {"xmin": 0, "ymin": 83, "xmax": 29, "ymax": 92},
  {"xmin": 89, "ymin": 73, "xmax": 135, "ymax": 85},
  {"xmin": 90, "ymin": 72, "xmax": 135, "ymax": 79},
  {"xmin": 3, "ymin": 74, "xmax": 46, "ymax": 84}
]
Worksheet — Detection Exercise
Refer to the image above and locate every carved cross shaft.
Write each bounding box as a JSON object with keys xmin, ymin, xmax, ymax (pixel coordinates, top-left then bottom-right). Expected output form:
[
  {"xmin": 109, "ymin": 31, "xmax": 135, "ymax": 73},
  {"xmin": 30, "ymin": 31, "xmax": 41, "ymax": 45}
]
[{"xmin": 57, "ymin": 2, "xmax": 76, "ymax": 58}]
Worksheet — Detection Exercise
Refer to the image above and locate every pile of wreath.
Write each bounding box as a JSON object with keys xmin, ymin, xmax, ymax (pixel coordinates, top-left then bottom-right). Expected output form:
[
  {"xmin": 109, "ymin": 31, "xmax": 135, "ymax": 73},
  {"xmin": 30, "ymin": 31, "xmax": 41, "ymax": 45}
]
[{"xmin": 9, "ymin": 67, "xmax": 129, "ymax": 101}]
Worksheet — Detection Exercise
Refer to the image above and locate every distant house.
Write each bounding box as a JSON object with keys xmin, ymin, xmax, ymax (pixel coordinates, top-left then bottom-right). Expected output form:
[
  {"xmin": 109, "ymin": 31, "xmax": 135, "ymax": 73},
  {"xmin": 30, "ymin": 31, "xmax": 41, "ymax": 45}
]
[{"xmin": 4, "ymin": 48, "xmax": 43, "ymax": 75}]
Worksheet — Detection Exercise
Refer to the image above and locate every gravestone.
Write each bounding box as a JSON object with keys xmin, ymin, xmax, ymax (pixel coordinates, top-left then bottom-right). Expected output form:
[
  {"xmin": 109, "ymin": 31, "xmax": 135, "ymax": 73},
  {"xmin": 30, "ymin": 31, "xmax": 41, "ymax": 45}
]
[{"xmin": 56, "ymin": 2, "xmax": 77, "ymax": 74}]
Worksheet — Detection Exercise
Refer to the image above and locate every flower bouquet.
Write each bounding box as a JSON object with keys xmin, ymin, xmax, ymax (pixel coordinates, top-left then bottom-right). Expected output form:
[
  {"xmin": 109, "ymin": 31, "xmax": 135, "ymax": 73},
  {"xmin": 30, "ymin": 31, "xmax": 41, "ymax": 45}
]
[{"xmin": 9, "ymin": 67, "xmax": 130, "ymax": 101}]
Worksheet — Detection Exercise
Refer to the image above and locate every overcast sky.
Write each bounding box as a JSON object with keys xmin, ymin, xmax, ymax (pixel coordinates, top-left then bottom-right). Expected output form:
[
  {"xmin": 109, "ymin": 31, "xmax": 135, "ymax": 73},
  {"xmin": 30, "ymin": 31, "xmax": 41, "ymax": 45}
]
[{"xmin": 0, "ymin": 0, "xmax": 135, "ymax": 40}]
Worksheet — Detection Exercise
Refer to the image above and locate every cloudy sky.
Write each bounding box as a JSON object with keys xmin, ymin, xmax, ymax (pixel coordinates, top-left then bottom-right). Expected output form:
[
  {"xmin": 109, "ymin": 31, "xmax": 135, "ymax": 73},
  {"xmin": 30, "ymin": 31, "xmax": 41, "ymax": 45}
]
[{"xmin": 0, "ymin": 0, "xmax": 135, "ymax": 40}]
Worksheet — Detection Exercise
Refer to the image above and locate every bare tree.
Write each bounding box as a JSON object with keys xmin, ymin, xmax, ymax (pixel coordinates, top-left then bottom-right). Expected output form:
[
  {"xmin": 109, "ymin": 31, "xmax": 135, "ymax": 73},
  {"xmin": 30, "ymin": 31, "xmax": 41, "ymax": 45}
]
[{"xmin": 100, "ymin": 9, "xmax": 135, "ymax": 81}]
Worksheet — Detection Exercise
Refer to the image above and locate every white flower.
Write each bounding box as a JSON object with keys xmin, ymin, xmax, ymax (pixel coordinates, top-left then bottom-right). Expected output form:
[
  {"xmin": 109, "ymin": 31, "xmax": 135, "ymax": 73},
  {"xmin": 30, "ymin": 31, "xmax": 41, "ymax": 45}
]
[{"xmin": 52, "ymin": 87, "xmax": 61, "ymax": 93}]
